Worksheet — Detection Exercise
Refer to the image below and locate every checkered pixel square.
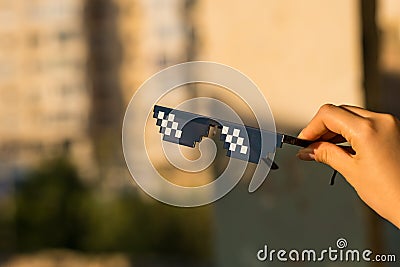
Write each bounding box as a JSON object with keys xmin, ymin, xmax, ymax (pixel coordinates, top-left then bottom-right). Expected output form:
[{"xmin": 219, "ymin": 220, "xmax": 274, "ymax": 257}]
[
  {"xmin": 157, "ymin": 111, "xmax": 182, "ymax": 138},
  {"xmin": 221, "ymin": 126, "xmax": 248, "ymax": 155}
]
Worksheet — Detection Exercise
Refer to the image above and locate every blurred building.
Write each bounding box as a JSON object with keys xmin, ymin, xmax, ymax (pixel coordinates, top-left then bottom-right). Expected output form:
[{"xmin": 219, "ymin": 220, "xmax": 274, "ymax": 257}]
[
  {"xmin": 84, "ymin": 0, "xmax": 125, "ymax": 186},
  {"xmin": 119, "ymin": 0, "xmax": 196, "ymax": 102},
  {"xmin": 0, "ymin": 0, "xmax": 95, "ymax": 178},
  {"xmin": 0, "ymin": 0, "xmax": 199, "ymax": 186},
  {"xmin": 115, "ymin": 0, "xmax": 202, "ymax": 188}
]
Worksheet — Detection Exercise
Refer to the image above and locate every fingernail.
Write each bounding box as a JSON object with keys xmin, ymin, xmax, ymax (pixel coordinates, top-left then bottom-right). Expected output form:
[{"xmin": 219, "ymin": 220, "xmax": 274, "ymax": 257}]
[{"xmin": 296, "ymin": 148, "xmax": 315, "ymax": 160}]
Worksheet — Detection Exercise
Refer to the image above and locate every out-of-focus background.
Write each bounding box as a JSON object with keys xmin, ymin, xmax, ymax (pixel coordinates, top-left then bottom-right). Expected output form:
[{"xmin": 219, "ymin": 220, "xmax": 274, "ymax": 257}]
[{"xmin": 0, "ymin": 0, "xmax": 399, "ymax": 266}]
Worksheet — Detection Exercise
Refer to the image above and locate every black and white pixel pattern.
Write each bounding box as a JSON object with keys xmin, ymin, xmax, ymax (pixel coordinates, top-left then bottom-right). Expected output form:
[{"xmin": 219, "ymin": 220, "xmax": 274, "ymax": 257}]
[
  {"xmin": 156, "ymin": 111, "xmax": 182, "ymax": 139},
  {"xmin": 221, "ymin": 126, "xmax": 248, "ymax": 155},
  {"xmin": 154, "ymin": 105, "xmax": 212, "ymax": 148}
]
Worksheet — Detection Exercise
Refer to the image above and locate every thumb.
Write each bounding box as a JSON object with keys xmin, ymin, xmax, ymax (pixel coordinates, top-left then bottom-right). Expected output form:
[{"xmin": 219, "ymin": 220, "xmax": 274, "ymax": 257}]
[{"xmin": 297, "ymin": 142, "xmax": 353, "ymax": 176}]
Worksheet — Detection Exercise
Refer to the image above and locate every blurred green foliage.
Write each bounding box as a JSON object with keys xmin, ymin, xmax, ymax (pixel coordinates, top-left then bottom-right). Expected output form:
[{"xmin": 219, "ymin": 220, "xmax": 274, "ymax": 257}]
[
  {"xmin": 14, "ymin": 157, "xmax": 212, "ymax": 260},
  {"xmin": 15, "ymin": 157, "xmax": 88, "ymax": 250}
]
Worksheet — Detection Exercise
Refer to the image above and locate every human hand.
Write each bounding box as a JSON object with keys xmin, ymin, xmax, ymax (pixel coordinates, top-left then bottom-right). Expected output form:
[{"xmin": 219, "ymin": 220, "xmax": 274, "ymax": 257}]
[{"xmin": 296, "ymin": 104, "xmax": 400, "ymax": 228}]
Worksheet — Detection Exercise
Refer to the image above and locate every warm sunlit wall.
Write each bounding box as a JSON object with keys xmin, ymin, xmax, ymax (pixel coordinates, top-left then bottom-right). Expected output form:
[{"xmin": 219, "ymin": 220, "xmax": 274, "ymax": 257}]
[
  {"xmin": 194, "ymin": 0, "xmax": 364, "ymax": 129},
  {"xmin": 379, "ymin": 0, "xmax": 400, "ymax": 72}
]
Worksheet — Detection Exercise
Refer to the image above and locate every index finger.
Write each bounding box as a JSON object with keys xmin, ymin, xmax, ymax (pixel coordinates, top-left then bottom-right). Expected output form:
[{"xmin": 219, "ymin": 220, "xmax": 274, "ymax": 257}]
[{"xmin": 298, "ymin": 104, "xmax": 367, "ymax": 145}]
